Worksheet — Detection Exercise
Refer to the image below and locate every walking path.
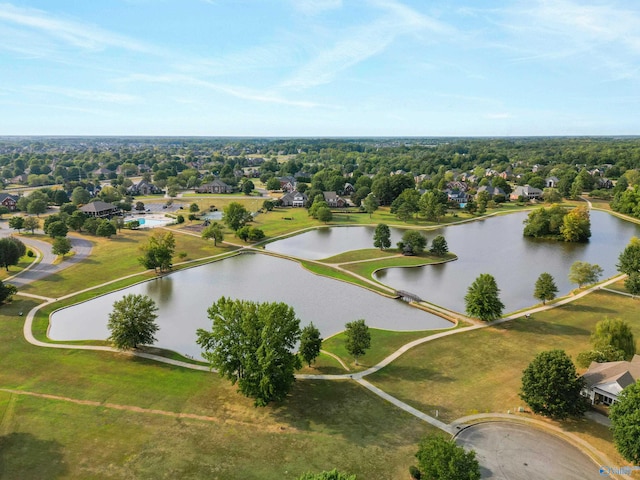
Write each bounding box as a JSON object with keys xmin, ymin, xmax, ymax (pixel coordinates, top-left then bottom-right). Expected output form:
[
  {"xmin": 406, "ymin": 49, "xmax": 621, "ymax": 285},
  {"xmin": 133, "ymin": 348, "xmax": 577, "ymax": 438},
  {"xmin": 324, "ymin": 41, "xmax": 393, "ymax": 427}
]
[{"xmin": 6, "ymin": 207, "xmax": 633, "ymax": 473}]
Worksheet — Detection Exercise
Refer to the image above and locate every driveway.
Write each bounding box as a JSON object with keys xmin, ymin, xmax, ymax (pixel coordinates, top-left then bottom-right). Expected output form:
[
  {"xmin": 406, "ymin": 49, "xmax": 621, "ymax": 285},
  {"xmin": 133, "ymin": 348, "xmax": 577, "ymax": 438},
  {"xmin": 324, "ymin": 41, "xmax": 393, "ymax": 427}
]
[{"xmin": 455, "ymin": 422, "xmax": 602, "ymax": 479}]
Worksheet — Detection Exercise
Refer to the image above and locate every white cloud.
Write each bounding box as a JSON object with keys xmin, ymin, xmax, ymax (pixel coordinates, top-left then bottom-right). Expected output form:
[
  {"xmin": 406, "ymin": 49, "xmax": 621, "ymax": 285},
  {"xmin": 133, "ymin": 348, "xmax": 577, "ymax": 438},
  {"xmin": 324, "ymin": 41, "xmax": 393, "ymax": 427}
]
[
  {"xmin": 124, "ymin": 73, "xmax": 332, "ymax": 108},
  {"xmin": 0, "ymin": 3, "xmax": 152, "ymax": 53},
  {"xmin": 282, "ymin": 0, "xmax": 454, "ymax": 89},
  {"xmin": 26, "ymin": 86, "xmax": 139, "ymax": 104}
]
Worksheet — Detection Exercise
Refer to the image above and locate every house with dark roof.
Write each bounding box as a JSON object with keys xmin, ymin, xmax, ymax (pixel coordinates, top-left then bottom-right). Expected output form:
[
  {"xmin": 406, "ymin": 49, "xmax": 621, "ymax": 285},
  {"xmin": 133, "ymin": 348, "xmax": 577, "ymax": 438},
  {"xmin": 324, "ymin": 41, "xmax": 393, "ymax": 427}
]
[
  {"xmin": 279, "ymin": 191, "xmax": 307, "ymax": 207},
  {"xmin": 279, "ymin": 176, "xmax": 297, "ymax": 193},
  {"xmin": 476, "ymin": 183, "xmax": 506, "ymax": 199},
  {"xmin": 581, "ymin": 355, "xmax": 640, "ymax": 406},
  {"xmin": 80, "ymin": 201, "xmax": 120, "ymax": 218},
  {"xmin": 195, "ymin": 179, "xmax": 232, "ymax": 194},
  {"xmin": 545, "ymin": 176, "xmax": 560, "ymax": 188},
  {"xmin": 0, "ymin": 193, "xmax": 19, "ymax": 211},
  {"xmin": 446, "ymin": 189, "xmax": 468, "ymax": 204},
  {"xmin": 323, "ymin": 191, "xmax": 346, "ymax": 208},
  {"xmin": 127, "ymin": 180, "xmax": 161, "ymax": 196}
]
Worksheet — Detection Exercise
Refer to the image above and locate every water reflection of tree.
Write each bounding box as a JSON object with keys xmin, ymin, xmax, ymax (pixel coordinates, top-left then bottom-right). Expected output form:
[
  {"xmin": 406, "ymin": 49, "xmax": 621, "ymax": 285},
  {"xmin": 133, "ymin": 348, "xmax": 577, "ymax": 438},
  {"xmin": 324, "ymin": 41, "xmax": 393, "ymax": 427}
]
[{"xmin": 145, "ymin": 277, "xmax": 173, "ymax": 307}]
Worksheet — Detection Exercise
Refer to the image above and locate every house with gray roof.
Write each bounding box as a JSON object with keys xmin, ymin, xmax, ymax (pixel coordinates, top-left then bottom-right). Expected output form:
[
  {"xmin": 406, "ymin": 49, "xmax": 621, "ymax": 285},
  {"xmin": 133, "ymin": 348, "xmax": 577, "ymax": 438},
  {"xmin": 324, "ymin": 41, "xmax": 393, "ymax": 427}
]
[
  {"xmin": 581, "ymin": 355, "xmax": 640, "ymax": 406},
  {"xmin": 510, "ymin": 185, "xmax": 543, "ymax": 201},
  {"xmin": 195, "ymin": 179, "xmax": 232, "ymax": 194},
  {"xmin": 80, "ymin": 201, "xmax": 120, "ymax": 218},
  {"xmin": 279, "ymin": 190, "xmax": 307, "ymax": 207},
  {"xmin": 323, "ymin": 191, "xmax": 346, "ymax": 208}
]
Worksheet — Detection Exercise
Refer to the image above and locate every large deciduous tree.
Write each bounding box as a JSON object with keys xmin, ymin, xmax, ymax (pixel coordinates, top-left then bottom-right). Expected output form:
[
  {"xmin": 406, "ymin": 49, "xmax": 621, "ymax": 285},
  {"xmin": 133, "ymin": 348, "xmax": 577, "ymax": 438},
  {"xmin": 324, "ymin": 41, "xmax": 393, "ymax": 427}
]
[
  {"xmin": 617, "ymin": 237, "xmax": 640, "ymax": 294},
  {"xmin": 107, "ymin": 294, "xmax": 159, "ymax": 350},
  {"xmin": 8, "ymin": 216, "xmax": 24, "ymax": 232},
  {"xmin": 415, "ymin": 435, "xmax": 481, "ymax": 480},
  {"xmin": 138, "ymin": 231, "xmax": 175, "ymax": 273},
  {"xmin": 373, "ymin": 223, "xmax": 391, "ymax": 250},
  {"xmin": 344, "ymin": 319, "xmax": 371, "ymax": 365},
  {"xmin": 560, "ymin": 206, "xmax": 591, "ymax": 242},
  {"xmin": 519, "ymin": 349, "xmax": 586, "ymax": 419},
  {"xmin": 429, "ymin": 235, "xmax": 448, "ymax": 256},
  {"xmin": 22, "ymin": 216, "xmax": 40, "ymax": 234},
  {"xmin": 464, "ymin": 274, "xmax": 504, "ymax": 321},
  {"xmin": 299, "ymin": 323, "xmax": 323, "ymax": 367},
  {"xmin": 51, "ymin": 237, "xmax": 72, "ymax": 257},
  {"xmin": 196, "ymin": 297, "xmax": 301, "ymax": 407},
  {"xmin": 223, "ymin": 201, "xmax": 252, "ymax": 231},
  {"xmin": 0, "ymin": 280, "xmax": 17, "ymax": 304},
  {"xmin": 0, "ymin": 237, "xmax": 26, "ymax": 271},
  {"xmin": 398, "ymin": 230, "xmax": 427, "ymax": 255},
  {"xmin": 568, "ymin": 261, "xmax": 603, "ymax": 288},
  {"xmin": 533, "ymin": 272, "xmax": 558, "ymax": 304},
  {"xmin": 363, "ymin": 193, "xmax": 379, "ymax": 217},
  {"xmin": 201, "ymin": 221, "xmax": 224, "ymax": 246},
  {"xmin": 610, "ymin": 380, "xmax": 640, "ymax": 464}
]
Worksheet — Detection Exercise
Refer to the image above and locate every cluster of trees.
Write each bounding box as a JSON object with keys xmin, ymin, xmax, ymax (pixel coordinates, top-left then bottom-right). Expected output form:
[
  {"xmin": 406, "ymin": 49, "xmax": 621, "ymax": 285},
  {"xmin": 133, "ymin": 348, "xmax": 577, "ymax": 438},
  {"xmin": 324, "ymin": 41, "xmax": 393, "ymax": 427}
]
[
  {"xmin": 138, "ymin": 232, "xmax": 175, "ymax": 273},
  {"xmin": 0, "ymin": 237, "xmax": 26, "ymax": 271},
  {"xmin": 412, "ymin": 435, "xmax": 481, "ymax": 480},
  {"xmin": 373, "ymin": 224, "xmax": 448, "ymax": 256},
  {"xmin": 308, "ymin": 194, "xmax": 333, "ymax": 223},
  {"xmin": 523, "ymin": 205, "xmax": 591, "ymax": 242},
  {"xmin": 222, "ymin": 202, "xmax": 253, "ymax": 231}
]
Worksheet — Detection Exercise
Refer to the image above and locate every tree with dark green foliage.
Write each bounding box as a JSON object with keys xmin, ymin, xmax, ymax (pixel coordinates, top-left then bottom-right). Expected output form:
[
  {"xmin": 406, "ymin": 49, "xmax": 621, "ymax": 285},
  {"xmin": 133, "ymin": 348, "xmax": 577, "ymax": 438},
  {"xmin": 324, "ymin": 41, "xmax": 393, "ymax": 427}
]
[
  {"xmin": 47, "ymin": 220, "xmax": 68, "ymax": 238},
  {"xmin": 266, "ymin": 176, "xmax": 281, "ymax": 190},
  {"xmin": 298, "ymin": 469, "xmax": 356, "ymax": 480},
  {"xmin": 0, "ymin": 280, "xmax": 17, "ymax": 304},
  {"xmin": 316, "ymin": 206, "xmax": 332, "ymax": 223},
  {"xmin": 568, "ymin": 261, "xmax": 603, "ymax": 288},
  {"xmin": 223, "ymin": 201, "xmax": 252, "ymax": 231},
  {"xmin": 610, "ymin": 380, "xmax": 640, "ymax": 464},
  {"xmin": 201, "ymin": 222, "xmax": 224, "ymax": 246},
  {"xmin": 617, "ymin": 236, "xmax": 640, "ymax": 280},
  {"xmin": 415, "ymin": 435, "xmax": 480, "ymax": 480},
  {"xmin": 533, "ymin": 272, "xmax": 558, "ymax": 304},
  {"xmin": 398, "ymin": 230, "xmax": 427, "ymax": 255},
  {"xmin": 373, "ymin": 223, "xmax": 391, "ymax": 250},
  {"xmin": 242, "ymin": 180, "xmax": 254, "ymax": 195},
  {"xmin": 419, "ymin": 191, "xmax": 447, "ymax": 222},
  {"xmin": 464, "ymin": 273, "xmax": 504, "ymax": 321},
  {"xmin": 299, "ymin": 323, "xmax": 322, "ymax": 367},
  {"xmin": 344, "ymin": 319, "xmax": 371, "ymax": 365},
  {"xmin": 625, "ymin": 272, "xmax": 640, "ymax": 295},
  {"xmin": 138, "ymin": 231, "xmax": 175, "ymax": 273},
  {"xmin": 0, "ymin": 237, "xmax": 26, "ymax": 271},
  {"xmin": 51, "ymin": 237, "xmax": 72, "ymax": 257},
  {"xmin": 429, "ymin": 235, "xmax": 448, "ymax": 255},
  {"xmin": 8, "ymin": 216, "xmax": 24, "ymax": 233},
  {"xmin": 107, "ymin": 294, "xmax": 159, "ymax": 350},
  {"xmin": 189, "ymin": 202, "xmax": 200, "ymax": 213},
  {"xmin": 262, "ymin": 199, "xmax": 275, "ymax": 211},
  {"xmin": 519, "ymin": 349, "xmax": 586, "ymax": 419},
  {"xmin": 22, "ymin": 216, "xmax": 40, "ymax": 234},
  {"xmin": 576, "ymin": 345, "xmax": 626, "ymax": 368},
  {"xmin": 27, "ymin": 198, "xmax": 47, "ymax": 216},
  {"xmin": 196, "ymin": 297, "xmax": 301, "ymax": 407},
  {"xmin": 591, "ymin": 318, "xmax": 636, "ymax": 360},
  {"xmin": 96, "ymin": 220, "xmax": 117, "ymax": 238}
]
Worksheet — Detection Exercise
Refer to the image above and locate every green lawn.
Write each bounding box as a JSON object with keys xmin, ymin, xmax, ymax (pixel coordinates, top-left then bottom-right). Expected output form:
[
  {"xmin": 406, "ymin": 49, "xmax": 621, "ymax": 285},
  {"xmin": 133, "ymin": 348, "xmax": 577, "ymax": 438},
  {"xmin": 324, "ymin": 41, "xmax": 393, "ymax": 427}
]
[
  {"xmin": 299, "ymin": 261, "xmax": 392, "ymax": 295},
  {"xmin": 322, "ymin": 327, "xmax": 456, "ymax": 372},
  {"xmin": 368, "ymin": 290, "xmax": 640, "ymax": 423},
  {"xmin": 341, "ymin": 253, "xmax": 456, "ymax": 280},
  {"xmin": 319, "ymin": 248, "xmax": 399, "ymax": 264},
  {"xmin": 0, "ymin": 300, "xmax": 437, "ymax": 479}
]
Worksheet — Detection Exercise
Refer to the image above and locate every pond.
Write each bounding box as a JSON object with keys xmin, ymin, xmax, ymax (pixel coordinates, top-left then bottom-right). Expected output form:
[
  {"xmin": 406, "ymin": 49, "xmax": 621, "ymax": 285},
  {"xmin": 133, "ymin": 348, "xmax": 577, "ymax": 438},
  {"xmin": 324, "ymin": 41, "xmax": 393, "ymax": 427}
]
[
  {"xmin": 49, "ymin": 253, "xmax": 451, "ymax": 359},
  {"xmin": 374, "ymin": 210, "xmax": 640, "ymax": 313},
  {"xmin": 265, "ymin": 226, "xmax": 406, "ymax": 259}
]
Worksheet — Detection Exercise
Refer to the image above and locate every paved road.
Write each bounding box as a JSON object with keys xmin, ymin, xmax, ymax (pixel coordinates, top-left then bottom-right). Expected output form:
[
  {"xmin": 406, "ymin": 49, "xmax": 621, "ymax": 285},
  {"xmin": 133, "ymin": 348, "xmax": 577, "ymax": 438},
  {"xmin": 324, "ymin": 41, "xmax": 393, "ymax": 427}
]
[
  {"xmin": 0, "ymin": 221, "xmax": 93, "ymax": 288},
  {"xmin": 455, "ymin": 422, "xmax": 603, "ymax": 479}
]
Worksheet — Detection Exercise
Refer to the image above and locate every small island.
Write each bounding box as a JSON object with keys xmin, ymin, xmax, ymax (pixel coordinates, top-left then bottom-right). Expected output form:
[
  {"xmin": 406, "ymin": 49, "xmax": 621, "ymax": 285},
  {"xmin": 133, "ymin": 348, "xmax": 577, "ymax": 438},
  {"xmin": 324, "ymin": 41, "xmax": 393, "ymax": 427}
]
[{"xmin": 523, "ymin": 205, "xmax": 591, "ymax": 242}]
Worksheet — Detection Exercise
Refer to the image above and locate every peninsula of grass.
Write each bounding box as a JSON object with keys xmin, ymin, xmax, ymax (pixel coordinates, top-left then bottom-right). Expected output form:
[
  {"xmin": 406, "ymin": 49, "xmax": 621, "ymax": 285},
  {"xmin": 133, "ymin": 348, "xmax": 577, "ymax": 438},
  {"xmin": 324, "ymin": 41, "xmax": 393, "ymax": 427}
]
[
  {"xmin": 299, "ymin": 261, "xmax": 392, "ymax": 295},
  {"xmin": 342, "ymin": 252, "xmax": 457, "ymax": 280},
  {"xmin": 318, "ymin": 248, "xmax": 399, "ymax": 264},
  {"xmin": 0, "ymin": 299, "xmax": 438, "ymax": 479}
]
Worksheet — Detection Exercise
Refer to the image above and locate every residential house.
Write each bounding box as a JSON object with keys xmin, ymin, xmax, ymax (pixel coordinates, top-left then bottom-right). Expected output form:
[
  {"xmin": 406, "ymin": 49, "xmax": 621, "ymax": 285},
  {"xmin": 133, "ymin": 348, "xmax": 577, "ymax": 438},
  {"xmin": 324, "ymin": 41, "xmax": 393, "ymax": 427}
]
[
  {"xmin": 581, "ymin": 355, "xmax": 640, "ymax": 406},
  {"xmin": 510, "ymin": 185, "xmax": 543, "ymax": 201},
  {"xmin": 323, "ymin": 191, "xmax": 346, "ymax": 208},
  {"xmin": 446, "ymin": 181, "xmax": 468, "ymax": 192},
  {"xmin": 279, "ymin": 176, "xmax": 297, "ymax": 192},
  {"xmin": 0, "ymin": 193, "xmax": 19, "ymax": 211},
  {"xmin": 545, "ymin": 176, "xmax": 560, "ymax": 188},
  {"xmin": 127, "ymin": 180, "xmax": 161, "ymax": 196},
  {"xmin": 279, "ymin": 190, "xmax": 307, "ymax": 207},
  {"xmin": 343, "ymin": 183, "xmax": 355, "ymax": 195},
  {"xmin": 195, "ymin": 179, "xmax": 233, "ymax": 194},
  {"xmin": 597, "ymin": 178, "xmax": 613, "ymax": 189},
  {"xmin": 476, "ymin": 184, "xmax": 505, "ymax": 199},
  {"xmin": 446, "ymin": 189, "xmax": 469, "ymax": 204},
  {"xmin": 80, "ymin": 201, "xmax": 120, "ymax": 218},
  {"xmin": 93, "ymin": 167, "xmax": 113, "ymax": 177}
]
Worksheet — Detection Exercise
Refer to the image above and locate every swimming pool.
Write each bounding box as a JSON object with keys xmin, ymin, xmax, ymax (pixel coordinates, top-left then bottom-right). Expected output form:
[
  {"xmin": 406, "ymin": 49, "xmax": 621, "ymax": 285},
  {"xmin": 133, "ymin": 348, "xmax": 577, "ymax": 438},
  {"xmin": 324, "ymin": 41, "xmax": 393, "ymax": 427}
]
[{"xmin": 125, "ymin": 216, "xmax": 172, "ymax": 228}]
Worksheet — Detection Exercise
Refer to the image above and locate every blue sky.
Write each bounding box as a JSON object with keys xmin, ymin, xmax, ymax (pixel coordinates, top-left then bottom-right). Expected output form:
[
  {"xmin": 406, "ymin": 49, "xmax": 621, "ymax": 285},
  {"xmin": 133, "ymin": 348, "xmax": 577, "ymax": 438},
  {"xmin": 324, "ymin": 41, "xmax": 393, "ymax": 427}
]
[{"xmin": 1, "ymin": 0, "xmax": 639, "ymax": 136}]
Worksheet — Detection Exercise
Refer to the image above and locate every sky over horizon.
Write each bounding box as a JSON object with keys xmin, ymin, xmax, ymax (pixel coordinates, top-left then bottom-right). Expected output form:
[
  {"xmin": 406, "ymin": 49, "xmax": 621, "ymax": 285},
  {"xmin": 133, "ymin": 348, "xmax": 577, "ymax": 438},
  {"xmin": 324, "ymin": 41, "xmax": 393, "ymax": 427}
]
[{"xmin": 1, "ymin": 0, "xmax": 639, "ymax": 136}]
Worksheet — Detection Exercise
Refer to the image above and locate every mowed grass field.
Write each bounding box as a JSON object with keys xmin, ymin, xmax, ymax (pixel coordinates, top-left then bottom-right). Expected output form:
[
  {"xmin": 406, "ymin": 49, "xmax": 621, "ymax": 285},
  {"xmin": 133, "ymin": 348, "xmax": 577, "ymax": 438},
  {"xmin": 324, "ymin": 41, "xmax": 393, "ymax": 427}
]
[{"xmin": 0, "ymin": 300, "xmax": 438, "ymax": 479}]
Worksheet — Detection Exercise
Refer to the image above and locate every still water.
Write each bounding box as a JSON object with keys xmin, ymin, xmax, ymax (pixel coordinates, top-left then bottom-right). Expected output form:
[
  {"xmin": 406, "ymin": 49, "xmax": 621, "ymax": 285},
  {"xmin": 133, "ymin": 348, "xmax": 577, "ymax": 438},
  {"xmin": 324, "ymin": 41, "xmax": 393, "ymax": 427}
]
[{"xmin": 49, "ymin": 253, "xmax": 451, "ymax": 358}]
